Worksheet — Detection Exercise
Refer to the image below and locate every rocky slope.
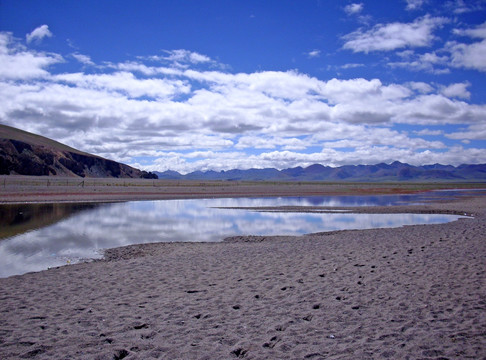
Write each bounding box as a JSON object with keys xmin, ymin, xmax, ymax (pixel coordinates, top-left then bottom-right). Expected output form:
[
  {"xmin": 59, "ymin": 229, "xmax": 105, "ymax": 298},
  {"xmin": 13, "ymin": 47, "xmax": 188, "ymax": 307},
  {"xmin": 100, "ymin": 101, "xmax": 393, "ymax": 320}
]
[{"xmin": 0, "ymin": 124, "xmax": 156, "ymax": 178}]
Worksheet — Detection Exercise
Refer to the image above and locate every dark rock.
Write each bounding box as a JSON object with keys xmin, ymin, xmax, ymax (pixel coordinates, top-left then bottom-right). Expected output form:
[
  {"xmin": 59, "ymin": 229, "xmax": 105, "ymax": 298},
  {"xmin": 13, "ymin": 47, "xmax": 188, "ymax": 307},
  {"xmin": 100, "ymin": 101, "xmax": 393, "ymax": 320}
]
[
  {"xmin": 231, "ymin": 348, "xmax": 247, "ymax": 358},
  {"xmin": 113, "ymin": 349, "xmax": 130, "ymax": 360}
]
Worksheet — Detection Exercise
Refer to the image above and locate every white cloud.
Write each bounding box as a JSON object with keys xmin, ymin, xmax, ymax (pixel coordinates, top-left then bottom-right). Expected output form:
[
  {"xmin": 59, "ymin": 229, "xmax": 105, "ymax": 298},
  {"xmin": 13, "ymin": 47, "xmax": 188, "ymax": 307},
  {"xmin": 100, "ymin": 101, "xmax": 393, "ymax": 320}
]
[
  {"xmin": 406, "ymin": 81, "xmax": 434, "ymax": 93},
  {"xmin": 391, "ymin": 94, "xmax": 483, "ymax": 125},
  {"xmin": 1, "ymin": 32, "xmax": 485, "ymax": 172},
  {"xmin": 0, "ymin": 33, "xmax": 62, "ymax": 79},
  {"xmin": 235, "ymin": 136, "xmax": 309, "ymax": 151},
  {"xmin": 448, "ymin": 39, "xmax": 486, "ymax": 72},
  {"xmin": 138, "ymin": 49, "xmax": 229, "ymax": 72},
  {"xmin": 446, "ymin": 123, "xmax": 486, "ymax": 141},
  {"xmin": 72, "ymin": 53, "xmax": 95, "ymax": 66},
  {"xmin": 447, "ymin": 22, "xmax": 486, "ymax": 72},
  {"xmin": 343, "ymin": 15, "xmax": 448, "ymax": 53},
  {"xmin": 317, "ymin": 78, "xmax": 412, "ymax": 107},
  {"xmin": 341, "ymin": 63, "xmax": 364, "ymax": 69},
  {"xmin": 388, "ymin": 50, "xmax": 450, "ymax": 73},
  {"xmin": 307, "ymin": 49, "xmax": 321, "ymax": 58},
  {"xmin": 164, "ymin": 49, "xmax": 211, "ymax": 64},
  {"xmin": 142, "ymin": 49, "xmax": 214, "ymax": 69},
  {"xmin": 388, "ymin": 22, "xmax": 486, "ymax": 74},
  {"xmin": 453, "ymin": 21, "xmax": 486, "ymax": 39},
  {"xmin": 54, "ymin": 71, "xmax": 191, "ymax": 99},
  {"xmin": 446, "ymin": 0, "xmax": 485, "ymax": 14},
  {"xmin": 117, "ymin": 62, "xmax": 182, "ymax": 76},
  {"xmin": 316, "ymin": 126, "xmax": 445, "ymax": 150},
  {"xmin": 26, "ymin": 25, "xmax": 52, "ymax": 44},
  {"xmin": 414, "ymin": 129, "xmax": 443, "ymax": 136},
  {"xmin": 405, "ymin": 0, "xmax": 425, "ymax": 10},
  {"xmin": 344, "ymin": 3, "xmax": 364, "ymax": 15},
  {"xmin": 440, "ymin": 82, "xmax": 470, "ymax": 99},
  {"xmin": 150, "ymin": 144, "xmax": 486, "ymax": 173}
]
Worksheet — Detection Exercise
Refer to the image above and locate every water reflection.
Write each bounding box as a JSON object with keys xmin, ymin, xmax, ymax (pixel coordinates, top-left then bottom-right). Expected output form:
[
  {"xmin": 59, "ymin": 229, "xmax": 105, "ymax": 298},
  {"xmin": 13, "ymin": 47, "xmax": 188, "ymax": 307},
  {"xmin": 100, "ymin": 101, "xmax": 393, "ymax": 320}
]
[
  {"xmin": 0, "ymin": 194, "xmax": 472, "ymax": 277},
  {"xmin": 0, "ymin": 203, "xmax": 100, "ymax": 240}
]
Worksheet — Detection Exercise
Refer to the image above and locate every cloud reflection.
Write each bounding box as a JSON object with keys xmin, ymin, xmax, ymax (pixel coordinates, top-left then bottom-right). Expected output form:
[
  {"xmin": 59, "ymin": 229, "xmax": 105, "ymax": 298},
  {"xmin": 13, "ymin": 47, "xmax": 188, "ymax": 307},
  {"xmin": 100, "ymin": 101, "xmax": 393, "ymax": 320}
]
[{"xmin": 0, "ymin": 196, "xmax": 465, "ymax": 277}]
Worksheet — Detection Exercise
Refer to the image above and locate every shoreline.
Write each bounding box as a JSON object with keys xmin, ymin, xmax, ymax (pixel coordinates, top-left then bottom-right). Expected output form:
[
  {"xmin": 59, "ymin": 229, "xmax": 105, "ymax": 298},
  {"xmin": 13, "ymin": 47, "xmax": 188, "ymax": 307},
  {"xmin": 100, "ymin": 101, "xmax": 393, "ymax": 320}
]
[
  {"xmin": 0, "ymin": 190, "xmax": 485, "ymax": 359},
  {"xmin": 2, "ymin": 176, "xmax": 485, "ymax": 205}
]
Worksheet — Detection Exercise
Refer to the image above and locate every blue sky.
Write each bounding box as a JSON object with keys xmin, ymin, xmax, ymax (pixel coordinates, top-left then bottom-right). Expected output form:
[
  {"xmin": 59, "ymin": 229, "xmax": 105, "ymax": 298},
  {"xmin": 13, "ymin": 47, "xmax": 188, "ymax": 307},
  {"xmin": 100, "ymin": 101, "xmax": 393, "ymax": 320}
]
[{"xmin": 1, "ymin": 0, "xmax": 485, "ymax": 173}]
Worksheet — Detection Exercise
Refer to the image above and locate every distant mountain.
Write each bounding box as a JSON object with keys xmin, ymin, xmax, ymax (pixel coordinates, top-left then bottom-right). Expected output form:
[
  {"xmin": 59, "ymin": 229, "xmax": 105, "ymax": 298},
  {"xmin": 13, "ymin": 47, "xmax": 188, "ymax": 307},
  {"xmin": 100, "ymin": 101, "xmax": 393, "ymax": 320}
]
[
  {"xmin": 155, "ymin": 161, "xmax": 486, "ymax": 182},
  {"xmin": 0, "ymin": 124, "xmax": 157, "ymax": 178}
]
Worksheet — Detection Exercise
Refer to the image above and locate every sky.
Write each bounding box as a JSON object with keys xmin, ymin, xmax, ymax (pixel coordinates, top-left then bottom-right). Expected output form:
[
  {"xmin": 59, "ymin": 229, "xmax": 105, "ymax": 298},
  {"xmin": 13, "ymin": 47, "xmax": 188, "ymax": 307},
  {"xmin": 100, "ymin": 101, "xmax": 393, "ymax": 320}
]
[{"xmin": 0, "ymin": 0, "xmax": 485, "ymax": 173}]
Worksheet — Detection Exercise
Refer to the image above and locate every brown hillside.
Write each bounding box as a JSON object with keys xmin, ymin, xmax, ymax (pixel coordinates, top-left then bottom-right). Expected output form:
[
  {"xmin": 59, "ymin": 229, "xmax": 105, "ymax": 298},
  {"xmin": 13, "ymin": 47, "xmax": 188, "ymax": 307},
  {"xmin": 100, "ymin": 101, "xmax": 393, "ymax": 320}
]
[{"xmin": 0, "ymin": 124, "xmax": 156, "ymax": 178}]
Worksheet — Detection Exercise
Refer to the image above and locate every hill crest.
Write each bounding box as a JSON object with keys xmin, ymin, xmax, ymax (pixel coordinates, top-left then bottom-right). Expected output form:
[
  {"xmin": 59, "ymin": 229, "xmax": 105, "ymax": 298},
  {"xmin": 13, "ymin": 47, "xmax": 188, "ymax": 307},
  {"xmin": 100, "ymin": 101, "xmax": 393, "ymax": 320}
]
[{"xmin": 0, "ymin": 124, "xmax": 156, "ymax": 178}]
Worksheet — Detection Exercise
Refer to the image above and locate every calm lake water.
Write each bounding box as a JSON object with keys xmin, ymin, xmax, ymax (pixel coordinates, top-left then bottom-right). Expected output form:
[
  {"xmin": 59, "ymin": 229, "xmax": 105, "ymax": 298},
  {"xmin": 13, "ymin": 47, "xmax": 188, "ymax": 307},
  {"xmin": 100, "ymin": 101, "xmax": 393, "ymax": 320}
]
[{"xmin": 0, "ymin": 190, "xmax": 479, "ymax": 278}]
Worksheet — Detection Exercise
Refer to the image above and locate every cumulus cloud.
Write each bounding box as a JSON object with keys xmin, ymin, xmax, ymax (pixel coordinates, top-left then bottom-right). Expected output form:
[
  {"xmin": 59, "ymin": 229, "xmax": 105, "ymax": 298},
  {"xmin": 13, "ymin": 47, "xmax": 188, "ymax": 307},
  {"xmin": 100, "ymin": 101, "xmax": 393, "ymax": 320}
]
[
  {"xmin": 387, "ymin": 22, "xmax": 486, "ymax": 74},
  {"xmin": 55, "ymin": 71, "xmax": 191, "ymax": 99},
  {"xmin": 440, "ymin": 82, "xmax": 470, "ymax": 99},
  {"xmin": 26, "ymin": 25, "xmax": 52, "ymax": 44},
  {"xmin": 343, "ymin": 15, "xmax": 448, "ymax": 53},
  {"xmin": 406, "ymin": 81, "xmax": 434, "ymax": 93},
  {"xmin": 447, "ymin": 22, "xmax": 486, "ymax": 72},
  {"xmin": 0, "ymin": 33, "xmax": 62, "ymax": 79},
  {"xmin": 448, "ymin": 40, "xmax": 486, "ymax": 72},
  {"xmin": 1, "ymin": 31, "xmax": 485, "ymax": 172},
  {"xmin": 446, "ymin": 123, "xmax": 486, "ymax": 141},
  {"xmin": 453, "ymin": 21, "xmax": 486, "ymax": 39},
  {"xmin": 382, "ymin": 24, "xmax": 483, "ymax": 76},
  {"xmin": 388, "ymin": 50, "xmax": 450, "ymax": 73}
]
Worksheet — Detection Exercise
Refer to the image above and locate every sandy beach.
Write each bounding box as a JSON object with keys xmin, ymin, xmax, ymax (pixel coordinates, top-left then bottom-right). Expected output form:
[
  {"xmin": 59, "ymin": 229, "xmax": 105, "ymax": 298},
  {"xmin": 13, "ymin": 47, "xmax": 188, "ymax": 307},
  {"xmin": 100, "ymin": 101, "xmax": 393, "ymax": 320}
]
[{"xmin": 0, "ymin": 181, "xmax": 485, "ymax": 359}]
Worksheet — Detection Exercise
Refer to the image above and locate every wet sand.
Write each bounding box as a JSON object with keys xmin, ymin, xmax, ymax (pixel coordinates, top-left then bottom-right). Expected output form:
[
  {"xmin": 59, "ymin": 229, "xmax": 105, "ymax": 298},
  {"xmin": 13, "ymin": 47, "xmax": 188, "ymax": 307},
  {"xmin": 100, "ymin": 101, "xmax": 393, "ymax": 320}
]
[{"xmin": 0, "ymin": 181, "xmax": 485, "ymax": 359}]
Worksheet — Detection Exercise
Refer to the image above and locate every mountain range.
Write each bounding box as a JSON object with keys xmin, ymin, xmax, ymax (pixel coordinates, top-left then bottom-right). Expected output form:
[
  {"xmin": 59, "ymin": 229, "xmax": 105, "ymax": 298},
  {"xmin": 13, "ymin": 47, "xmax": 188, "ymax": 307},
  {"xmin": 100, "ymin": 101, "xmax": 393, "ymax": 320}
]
[
  {"xmin": 0, "ymin": 124, "xmax": 156, "ymax": 178},
  {"xmin": 155, "ymin": 162, "xmax": 486, "ymax": 182}
]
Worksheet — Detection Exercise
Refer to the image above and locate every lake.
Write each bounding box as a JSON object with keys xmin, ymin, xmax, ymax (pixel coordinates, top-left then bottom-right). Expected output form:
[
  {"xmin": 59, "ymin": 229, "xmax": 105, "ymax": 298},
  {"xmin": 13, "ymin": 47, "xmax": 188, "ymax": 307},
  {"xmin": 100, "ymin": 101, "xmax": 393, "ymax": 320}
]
[{"xmin": 0, "ymin": 190, "xmax": 478, "ymax": 277}]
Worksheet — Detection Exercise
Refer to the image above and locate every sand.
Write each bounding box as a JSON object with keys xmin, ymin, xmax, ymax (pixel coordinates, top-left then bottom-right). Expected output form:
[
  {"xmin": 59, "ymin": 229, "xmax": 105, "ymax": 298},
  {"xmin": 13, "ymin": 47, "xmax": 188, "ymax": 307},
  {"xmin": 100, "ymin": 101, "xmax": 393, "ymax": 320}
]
[{"xmin": 0, "ymin": 186, "xmax": 485, "ymax": 359}]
